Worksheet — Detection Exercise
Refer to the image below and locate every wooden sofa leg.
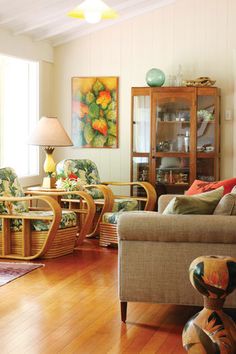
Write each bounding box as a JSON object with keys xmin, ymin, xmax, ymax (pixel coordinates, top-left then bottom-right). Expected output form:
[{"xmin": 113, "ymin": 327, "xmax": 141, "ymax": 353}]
[{"xmin": 121, "ymin": 301, "xmax": 127, "ymax": 323}]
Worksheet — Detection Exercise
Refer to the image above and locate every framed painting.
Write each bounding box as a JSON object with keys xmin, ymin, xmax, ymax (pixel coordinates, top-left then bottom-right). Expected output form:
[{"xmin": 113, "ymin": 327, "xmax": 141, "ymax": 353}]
[{"xmin": 71, "ymin": 76, "xmax": 119, "ymax": 148}]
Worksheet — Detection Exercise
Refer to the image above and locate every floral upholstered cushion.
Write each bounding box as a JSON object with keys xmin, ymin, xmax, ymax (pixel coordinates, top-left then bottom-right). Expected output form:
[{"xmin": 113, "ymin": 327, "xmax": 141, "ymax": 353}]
[
  {"xmin": 112, "ymin": 198, "xmax": 138, "ymax": 212},
  {"xmin": 31, "ymin": 210, "xmax": 77, "ymax": 231},
  {"xmin": 102, "ymin": 211, "xmax": 123, "ymax": 224},
  {"xmin": 0, "ymin": 210, "xmax": 77, "ymax": 232},
  {"xmin": 56, "ymin": 159, "xmax": 103, "ymax": 199},
  {"xmin": 102, "ymin": 199, "xmax": 138, "ymax": 225},
  {"xmin": 0, "ymin": 167, "xmax": 28, "ymax": 214}
]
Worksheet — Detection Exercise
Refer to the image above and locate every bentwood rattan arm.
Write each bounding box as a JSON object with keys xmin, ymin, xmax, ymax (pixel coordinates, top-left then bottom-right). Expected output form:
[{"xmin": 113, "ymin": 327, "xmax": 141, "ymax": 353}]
[
  {"xmin": 50, "ymin": 186, "xmax": 113, "ymax": 238},
  {"xmin": 83, "ymin": 184, "xmax": 114, "ymax": 237},
  {"xmin": 0, "ymin": 195, "xmax": 62, "ymax": 260},
  {"xmin": 101, "ymin": 181, "xmax": 157, "ymax": 211},
  {"xmin": 25, "ymin": 190, "xmax": 96, "ymax": 245},
  {"xmin": 46, "ymin": 190, "xmax": 96, "ymax": 244}
]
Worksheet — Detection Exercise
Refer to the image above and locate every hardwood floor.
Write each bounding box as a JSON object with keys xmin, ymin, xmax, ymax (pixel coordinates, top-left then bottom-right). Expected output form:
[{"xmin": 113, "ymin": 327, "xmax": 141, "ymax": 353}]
[{"xmin": 0, "ymin": 240, "xmax": 235, "ymax": 354}]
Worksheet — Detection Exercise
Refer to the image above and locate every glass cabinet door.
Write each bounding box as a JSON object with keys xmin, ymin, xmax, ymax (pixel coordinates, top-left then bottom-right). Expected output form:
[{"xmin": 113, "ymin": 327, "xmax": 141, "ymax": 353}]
[
  {"xmin": 132, "ymin": 156, "xmax": 150, "ymax": 196},
  {"xmin": 133, "ymin": 95, "xmax": 150, "ymax": 153},
  {"xmin": 156, "ymin": 156, "xmax": 190, "ymax": 186},
  {"xmin": 196, "ymin": 92, "xmax": 219, "ymax": 181},
  {"xmin": 153, "ymin": 92, "xmax": 194, "ymax": 191},
  {"xmin": 155, "ymin": 97, "xmax": 191, "ymax": 154}
]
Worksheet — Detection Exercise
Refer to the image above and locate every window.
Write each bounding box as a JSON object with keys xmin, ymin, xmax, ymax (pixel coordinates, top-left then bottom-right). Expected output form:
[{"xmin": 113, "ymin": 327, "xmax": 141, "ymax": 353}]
[{"xmin": 0, "ymin": 54, "xmax": 40, "ymax": 186}]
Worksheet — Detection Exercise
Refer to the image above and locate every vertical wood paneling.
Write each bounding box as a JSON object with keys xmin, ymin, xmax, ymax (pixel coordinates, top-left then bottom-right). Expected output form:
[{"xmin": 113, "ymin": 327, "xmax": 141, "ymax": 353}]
[{"xmin": 54, "ymin": 0, "xmax": 236, "ymax": 183}]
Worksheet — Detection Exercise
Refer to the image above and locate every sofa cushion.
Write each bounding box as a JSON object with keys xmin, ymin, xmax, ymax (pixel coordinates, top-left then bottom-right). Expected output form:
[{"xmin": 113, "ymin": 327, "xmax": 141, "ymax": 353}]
[
  {"xmin": 214, "ymin": 193, "xmax": 236, "ymax": 215},
  {"xmin": 163, "ymin": 187, "xmax": 223, "ymax": 215},
  {"xmin": 118, "ymin": 212, "xmax": 236, "ymax": 244},
  {"xmin": 186, "ymin": 178, "xmax": 236, "ymax": 196}
]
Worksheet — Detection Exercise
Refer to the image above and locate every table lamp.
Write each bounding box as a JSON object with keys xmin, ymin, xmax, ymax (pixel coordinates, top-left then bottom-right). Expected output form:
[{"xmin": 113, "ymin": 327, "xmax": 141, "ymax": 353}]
[{"xmin": 28, "ymin": 116, "xmax": 73, "ymax": 188}]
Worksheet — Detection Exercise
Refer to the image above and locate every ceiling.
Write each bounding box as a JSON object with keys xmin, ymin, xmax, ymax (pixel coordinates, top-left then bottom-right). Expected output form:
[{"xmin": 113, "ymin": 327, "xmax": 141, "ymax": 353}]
[{"xmin": 0, "ymin": 0, "xmax": 175, "ymax": 47}]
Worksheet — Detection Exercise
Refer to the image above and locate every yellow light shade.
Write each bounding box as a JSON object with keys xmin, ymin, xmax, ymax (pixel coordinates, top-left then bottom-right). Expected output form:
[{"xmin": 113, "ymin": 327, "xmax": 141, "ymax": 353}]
[{"xmin": 68, "ymin": 0, "xmax": 118, "ymax": 24}]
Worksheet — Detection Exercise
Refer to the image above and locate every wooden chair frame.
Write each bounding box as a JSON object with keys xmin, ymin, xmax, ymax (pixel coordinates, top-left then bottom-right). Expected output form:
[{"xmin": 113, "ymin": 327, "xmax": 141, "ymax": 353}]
[
  {"xmin": 0, "ymin": 190, "xmax": 95, "ymax": 260},
  {"xmin": 99, "ymin": 181, "xmax": 157, "ymax": 247}
]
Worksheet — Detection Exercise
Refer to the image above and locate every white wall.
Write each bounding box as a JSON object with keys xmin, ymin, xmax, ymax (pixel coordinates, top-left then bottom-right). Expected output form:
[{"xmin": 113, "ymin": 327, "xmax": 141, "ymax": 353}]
[
  {"xmin": 0, "ymin": 28, "xmax": 53, "ymax": 63},
  {"xmin": 54, "ymin": 0, "xmax": 236, "ymax": 181}
]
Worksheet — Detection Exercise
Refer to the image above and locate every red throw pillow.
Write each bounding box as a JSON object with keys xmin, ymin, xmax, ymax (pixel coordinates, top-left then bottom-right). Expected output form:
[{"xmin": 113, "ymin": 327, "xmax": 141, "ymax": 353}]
[{"xmin": 186, "ymin": 178, "xmax": 236, "ymax": 196}]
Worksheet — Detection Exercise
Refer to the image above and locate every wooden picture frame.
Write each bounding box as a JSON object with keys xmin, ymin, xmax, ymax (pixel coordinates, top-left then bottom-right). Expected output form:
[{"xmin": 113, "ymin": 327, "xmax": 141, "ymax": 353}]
[{"xmin": 71, "ymin": 76, "xmax": 119, "ymax": 148}]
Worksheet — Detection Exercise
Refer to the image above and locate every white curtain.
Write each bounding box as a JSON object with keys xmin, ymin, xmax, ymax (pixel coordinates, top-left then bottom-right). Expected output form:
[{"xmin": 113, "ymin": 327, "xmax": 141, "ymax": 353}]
[
  {"xmin": 133, "ymin": 96, "xmax": 150, "ymax": 153},
  {"xmin": 0, "ymin": 55, "xmax": 39, "ymax": 177}
]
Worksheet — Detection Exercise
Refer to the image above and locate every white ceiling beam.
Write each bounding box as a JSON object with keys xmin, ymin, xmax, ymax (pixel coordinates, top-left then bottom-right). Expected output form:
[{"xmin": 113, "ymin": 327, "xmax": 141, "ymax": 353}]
[
  {"xmin": 0, "ymin": 0, "xmax": 47, "ymax": 25},
  {"xmin": 0, "ymin": 0, "xmax": 73, "ymax": 25},
  {"xmin": 34, "ymin": 22, "xmax": 85, "ymax": 42},
  {"xmin": 53, "ymin": 0, "xmax": 175, "ymax": 46},
  {"xmin": 13, "ymin": 3, "xmax": 80, "ymax": 35}
]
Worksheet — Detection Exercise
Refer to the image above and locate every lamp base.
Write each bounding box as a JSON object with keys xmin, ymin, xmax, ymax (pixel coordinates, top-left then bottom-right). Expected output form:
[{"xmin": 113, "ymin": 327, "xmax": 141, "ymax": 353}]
[{"xmin": 42, "ymin": 176, "xmax": 56, "ymax": 189}]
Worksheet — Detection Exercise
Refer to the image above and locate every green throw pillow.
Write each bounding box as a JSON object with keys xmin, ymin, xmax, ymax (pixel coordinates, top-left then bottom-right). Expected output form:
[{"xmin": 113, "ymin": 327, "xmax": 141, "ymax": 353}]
[{"xmin": 163, "ymin": 187, "xmax": 224, "ymax": 215}]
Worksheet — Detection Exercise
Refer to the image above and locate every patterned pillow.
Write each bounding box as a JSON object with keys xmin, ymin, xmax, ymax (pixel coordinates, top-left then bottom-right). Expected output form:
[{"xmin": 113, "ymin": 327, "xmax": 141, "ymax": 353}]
[{"xmin": 186, "ymin": 178, "xmax": 236, "ymax": 196}]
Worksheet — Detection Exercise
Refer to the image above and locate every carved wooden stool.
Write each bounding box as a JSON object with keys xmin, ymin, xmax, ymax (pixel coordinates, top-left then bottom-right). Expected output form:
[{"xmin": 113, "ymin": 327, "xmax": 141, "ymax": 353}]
[{"xmin": 182, "ymin": 255, "xmax": 236, "ymax": 353}]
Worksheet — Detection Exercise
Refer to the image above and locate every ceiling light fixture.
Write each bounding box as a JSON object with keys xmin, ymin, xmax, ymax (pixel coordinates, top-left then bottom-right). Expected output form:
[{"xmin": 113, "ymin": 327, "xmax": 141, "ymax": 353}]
[{"xmin": 68, "ymin": 0, "xmax": 118, "ymax": 24}]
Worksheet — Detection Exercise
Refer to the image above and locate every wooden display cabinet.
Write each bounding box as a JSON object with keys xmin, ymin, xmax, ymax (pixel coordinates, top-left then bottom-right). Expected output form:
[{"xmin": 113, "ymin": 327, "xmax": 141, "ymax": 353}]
[{"xmin": 131, "ymin": 86, "xmax": 220, "ymax": 197}]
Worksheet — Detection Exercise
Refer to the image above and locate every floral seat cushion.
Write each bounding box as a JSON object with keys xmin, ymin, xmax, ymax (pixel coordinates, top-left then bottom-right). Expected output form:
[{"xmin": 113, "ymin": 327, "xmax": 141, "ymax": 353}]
[
  {"xmin": 102, "ymin": 211, "xmax": 123, "ymax": 225},
  {"xmin": 102, "ymin": 199, "xmax": 138, "ymax": 225},
  {"xmin": 112, "ymin": 198, "xmax": 138, "ymax": 212},
  {"xmin": 0, "ymin": 210, "xmax": 77, "ymax": 232},
  {"xmin": 95, "ymin": 198, "xmax": 138, "ymax": 212},
  {"xmin": 0, "ymin": 167, "xmax": 28, "ymax": 214}
]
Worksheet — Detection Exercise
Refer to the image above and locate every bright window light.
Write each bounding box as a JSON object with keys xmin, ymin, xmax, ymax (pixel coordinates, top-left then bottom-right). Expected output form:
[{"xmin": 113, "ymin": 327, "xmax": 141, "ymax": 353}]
[{"xmin": 0, "ymin": 54, "xmax": 39, "ymax": 181}]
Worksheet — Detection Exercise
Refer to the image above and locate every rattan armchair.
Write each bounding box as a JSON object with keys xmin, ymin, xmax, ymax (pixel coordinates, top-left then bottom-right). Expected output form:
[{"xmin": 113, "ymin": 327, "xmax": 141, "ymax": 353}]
[
  {"xmin": 99, "ymin": 181, "xmax": 157, "ymax": 246},
  {"xmin": 0, "ymin": 167, "xmax": 95, "ymax": 260},
  {"xmin": 56, "ymin": 159, "xmax": 157, "ymax": 246}
]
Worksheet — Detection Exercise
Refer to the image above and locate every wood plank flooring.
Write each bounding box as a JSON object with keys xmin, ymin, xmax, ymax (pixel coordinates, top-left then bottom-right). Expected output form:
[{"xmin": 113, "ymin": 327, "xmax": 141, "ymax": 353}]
[{"xmin": 0, "ymin": 239, "xmax": 235, "ymax": 354}]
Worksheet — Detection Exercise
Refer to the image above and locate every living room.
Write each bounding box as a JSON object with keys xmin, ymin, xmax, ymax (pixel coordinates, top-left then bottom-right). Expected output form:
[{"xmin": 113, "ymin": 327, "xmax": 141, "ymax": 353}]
[{"xmin": 0, "ymin": 0, "xmax": 236, "ymax": 353}]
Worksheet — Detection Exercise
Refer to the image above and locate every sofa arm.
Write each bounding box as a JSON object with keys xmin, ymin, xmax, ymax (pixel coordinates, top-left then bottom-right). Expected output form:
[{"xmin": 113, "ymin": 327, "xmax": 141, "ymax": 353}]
[
  {"xmin": 158, "ymin": 194, "xmax": 182, "ymax": 213},
  {"xmin": 117, "ymin": 211, "xmax": 236, "ymax": 244}
]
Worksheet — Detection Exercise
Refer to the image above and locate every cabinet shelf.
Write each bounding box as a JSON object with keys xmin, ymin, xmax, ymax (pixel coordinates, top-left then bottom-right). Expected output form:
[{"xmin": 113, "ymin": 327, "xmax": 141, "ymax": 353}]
[
  {"xmin": 156, "ymin": 152, "xmax": 190, "ymax": 158},
  {"xmin": 157, "ymin": 183, "xmax": 189, "ymax": 187},
  {"xmin": 197, "ymin": 152, "xmax": 218, "ymax": 158},
  {"xmin": 157, "ymin": 120, "xmax": 190, "ymax": 124}
]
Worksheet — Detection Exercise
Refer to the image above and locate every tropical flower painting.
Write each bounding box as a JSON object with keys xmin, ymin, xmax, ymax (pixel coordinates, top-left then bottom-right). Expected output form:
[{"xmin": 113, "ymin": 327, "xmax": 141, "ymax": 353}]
[{"xmin": 72, "ymin": 77, "xmax": 118, "ymax": 148}]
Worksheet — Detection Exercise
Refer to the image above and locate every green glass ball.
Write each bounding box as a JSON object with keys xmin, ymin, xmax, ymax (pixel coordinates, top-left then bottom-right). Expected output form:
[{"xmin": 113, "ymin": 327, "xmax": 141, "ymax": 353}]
[{"xmin": 146, "ymin": 68, "xmax": 165, "ymax": 87}]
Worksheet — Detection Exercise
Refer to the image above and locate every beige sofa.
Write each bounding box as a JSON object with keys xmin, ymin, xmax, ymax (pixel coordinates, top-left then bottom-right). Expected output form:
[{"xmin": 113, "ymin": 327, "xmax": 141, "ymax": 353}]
[{"xmin": 118, "ymin": 194, "xmax": 236, "ymax": 322}]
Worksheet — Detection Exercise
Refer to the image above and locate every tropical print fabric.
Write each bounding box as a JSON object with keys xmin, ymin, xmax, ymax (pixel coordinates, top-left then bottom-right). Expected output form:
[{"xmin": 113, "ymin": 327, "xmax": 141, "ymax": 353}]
[
  {"xmin": 102, "ymin": 199, "xmax": 138, "ymax": 224},
  {"xmin": 56, "ymin": 159, "xmax": 139, "ymax": 225},
  {"xmin": 112, "ymin": 198, "xmax": 138, "ymax": 212},
  {"xmin": 102, "ymin": 211, "xmax": 123, "ymax": 224},
  {"xmin": 56, "ymin": 159, "xmax": 104, "ymax": 199},
  {"xmin": 0, "ymin": 210, "xmax": 77, "ymax": 232},
  {"xmin": 0, "ymin": 167, "xmax": 28, "ymax": 214}
]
